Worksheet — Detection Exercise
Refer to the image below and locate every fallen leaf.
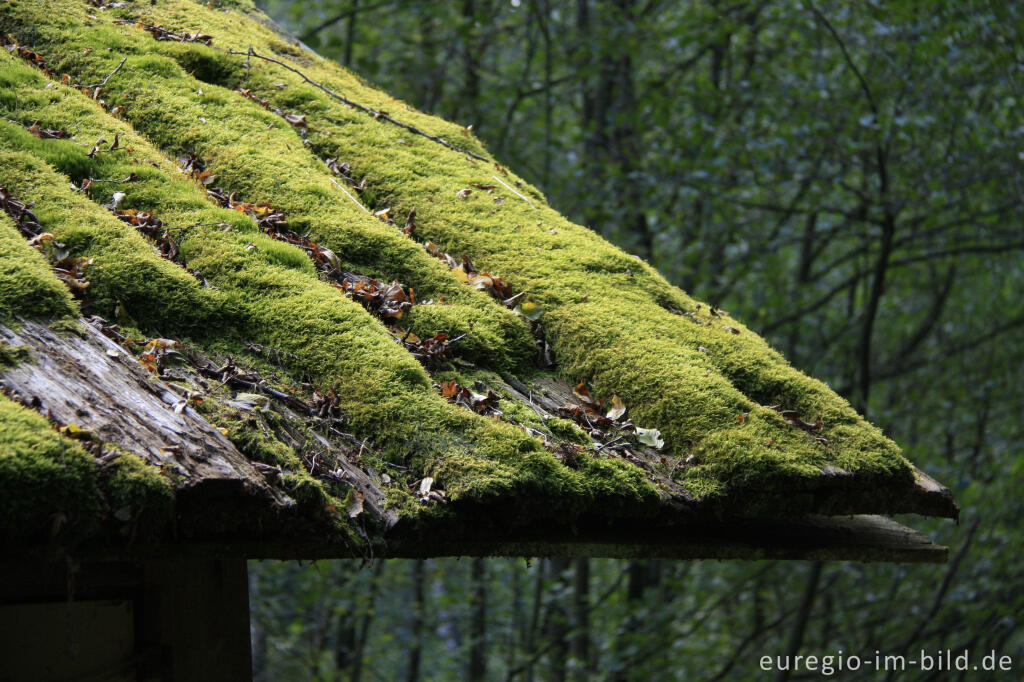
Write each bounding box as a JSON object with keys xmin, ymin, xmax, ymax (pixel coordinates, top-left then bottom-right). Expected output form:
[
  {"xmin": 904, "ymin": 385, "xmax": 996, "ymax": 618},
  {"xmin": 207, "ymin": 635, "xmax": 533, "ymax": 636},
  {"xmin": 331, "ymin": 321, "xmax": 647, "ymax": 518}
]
[
  {"xmin": 502, "ymin": 291, "xmax": 526, "ymax": 308},
  {"xmin": 514, "ymin": 300, "xmax": 544, "ymax": 321},
  {"xmin": 403, "ymin": 207, "xmax": 416, "ymax": 235},
  {"xmin": 344, "ymin": 488, "xmax": 364, "ymax": 518},
  {"xmin": 417, "ymin": 477, "xmax": 434, "ymax": 500},
  {"xmin": 635, "ymin": 427, "xmax": 664, "ymax": 449},
  {"xmin": 606, "ymin": 394, "xmax": 627, "ymax": 420},
  {"xmin": 573, "ymin": 381, "xmax": 592, "ymax": 402}
]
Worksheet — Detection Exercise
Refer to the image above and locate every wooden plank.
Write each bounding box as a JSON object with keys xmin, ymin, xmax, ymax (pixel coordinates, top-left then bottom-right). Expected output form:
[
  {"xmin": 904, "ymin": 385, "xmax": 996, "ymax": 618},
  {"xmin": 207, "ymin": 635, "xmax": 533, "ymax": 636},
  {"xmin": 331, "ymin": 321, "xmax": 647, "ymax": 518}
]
[
  {"xmin": 0, "ymin": 319, "xmax": 288, "ymax": 505},
  {"xmin": 378, "ymin": 514, "xmax": 950, "ymax": 563},
  {"xmin": 77, "ymin": 514, "xmax": 946, "ymax": 564}
]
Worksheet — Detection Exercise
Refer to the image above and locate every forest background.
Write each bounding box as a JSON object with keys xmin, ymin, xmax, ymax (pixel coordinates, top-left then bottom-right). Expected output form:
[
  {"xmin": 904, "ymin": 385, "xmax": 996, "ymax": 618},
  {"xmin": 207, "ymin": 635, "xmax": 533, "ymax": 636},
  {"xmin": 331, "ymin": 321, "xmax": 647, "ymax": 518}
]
[{"xmin": 249, "ymin": 1, "xmax": 1023, "ymax": 679}]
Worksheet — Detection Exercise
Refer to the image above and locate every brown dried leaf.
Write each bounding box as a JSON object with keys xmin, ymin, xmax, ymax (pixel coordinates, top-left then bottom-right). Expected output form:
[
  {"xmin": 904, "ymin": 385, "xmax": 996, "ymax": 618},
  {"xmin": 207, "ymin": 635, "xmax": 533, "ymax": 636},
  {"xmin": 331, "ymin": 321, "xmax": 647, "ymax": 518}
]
[{"xmin": 573, "ymin": 381, "xmax": 592, "ymax": 403}]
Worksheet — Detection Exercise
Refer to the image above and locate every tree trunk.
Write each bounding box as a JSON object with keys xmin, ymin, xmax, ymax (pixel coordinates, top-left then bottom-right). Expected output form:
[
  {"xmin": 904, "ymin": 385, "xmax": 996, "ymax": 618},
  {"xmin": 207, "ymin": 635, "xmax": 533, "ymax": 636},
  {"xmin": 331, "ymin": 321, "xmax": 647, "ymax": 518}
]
[
  {"xmin": 544, "ymin": 558, "xmax": 571, "ymax": 682},
  {"xmin": 468, "ymin": 557, "xmax": 488, "ymax": 681},
  {"xmin": 350, "ymin": 562, "xmax": 384, "ymax": 682},
  {"xmin": 523, "ymin": 560, "xmax": 545, "ymax": 682},
  {"xmin": 406, "ymin": 559, "xmax": 425, "ymax": 682},
  {"xmin": 250, "ymin": 565, "xmax": 268, "ymax": 682},
  {"xmin": 774, "ymin": 561, "xmax": 823, "ymax": 682},
  {"xmin": 571, "ymin": 557, "xmax": 591, "ymax": 681}
]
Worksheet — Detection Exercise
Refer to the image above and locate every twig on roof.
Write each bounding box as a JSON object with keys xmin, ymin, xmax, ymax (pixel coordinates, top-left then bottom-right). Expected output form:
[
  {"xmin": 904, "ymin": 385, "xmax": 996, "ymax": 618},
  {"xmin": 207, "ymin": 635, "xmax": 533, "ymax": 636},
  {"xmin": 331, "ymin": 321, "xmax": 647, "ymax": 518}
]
[
  {"xmin": 82, "ymin": 56, "xmax": 127, "ymax": 90},
  {"xmin": 594, "ymin": 435, "xmax": 624, "ymax": 454},
  {"xmin": 164, "ymin": 222, "xmax": 229, "ymax": 235},
  {"xmin": 226, "ymin": 47, "xmax": 489, "ymax": 162},
  {"xmin": 327, "ymin": 176, "xmax": 370, "ymax": 213},
  {"xmin": 492, "ymin": 174, "xmax": 536, "ymax": 209},
  {"xmin": 75, "ymin": 174, "xmax": 139, "ymax": 192},
  {"xmin": 242, "ymin": 45, "xmax": 252, "ymax": 83}
]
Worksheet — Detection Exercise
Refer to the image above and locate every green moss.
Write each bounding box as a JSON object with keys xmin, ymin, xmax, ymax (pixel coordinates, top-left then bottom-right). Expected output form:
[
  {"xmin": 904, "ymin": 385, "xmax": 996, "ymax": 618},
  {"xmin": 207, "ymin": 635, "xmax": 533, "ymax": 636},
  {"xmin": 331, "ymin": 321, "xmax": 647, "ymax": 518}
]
[
  {"xmin": 0, "ymin": 392, "xmax": 179, "ymax": 543},
  {"xmin": 0, "ymin": 146, "xmax": 230, "ymax": 335},
  {"xmin": 102, "ymin": 452, "xmax": 175, "ymax": 529},
  {"xmin": 0, "ymin": 46, "xmax": 657, "ymax": 529},
  {"xmin": 0, "ymin": 212, "xmax": 78, "ymax": 321},
  {"xmin": 0, "ymin": 395, "xmax": 102, "ymax": 542},
  {"xmin": 0, "ymin": 343, "xmax": 30, "ymax": 367},
  {"xmin": 226, "ymin": 413, "xmax": 304, "ymax": 470},
  {"xmin": 0, "ymin": 34, "xmax": 534, "ymax": 371},
  {"xmin": 0, "ymin": 0, "xmax": 922, "ymax": 527}
]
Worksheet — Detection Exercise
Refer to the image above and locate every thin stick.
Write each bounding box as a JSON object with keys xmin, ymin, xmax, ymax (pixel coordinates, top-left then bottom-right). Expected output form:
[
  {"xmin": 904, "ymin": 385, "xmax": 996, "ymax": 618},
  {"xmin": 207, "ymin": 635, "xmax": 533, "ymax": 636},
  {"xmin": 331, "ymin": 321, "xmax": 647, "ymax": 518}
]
[
  {"xmin": 226, "ymin": 47, "xmax": 489, "ymax": 162},
  {"xmin": 492, "ymin": 174, "xmax": 536, "ymax": 209},
  {"xmin": 328, "ymin": 176, "xmax": 370, "ymax": 213},
  {"xmin": 78, "ymin": 174, "xmax": 138, "ymax": 191},
  {"xmin": 83, "ymin": 56, "xmax": 127, "ymax": 90},
  {"xmin": 165, "ymin": 222, "xmax": 229, "ymax": 234}
]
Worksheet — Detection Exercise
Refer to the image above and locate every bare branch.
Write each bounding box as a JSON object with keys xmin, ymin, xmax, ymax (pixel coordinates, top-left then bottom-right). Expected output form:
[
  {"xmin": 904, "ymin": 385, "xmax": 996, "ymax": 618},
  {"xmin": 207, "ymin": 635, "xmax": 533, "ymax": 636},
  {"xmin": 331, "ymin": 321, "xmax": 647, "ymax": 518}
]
[
  {"xmin": 225, "ymin": 48, "xmax": 490, "ymax": 162},
  {"xmin": 298, "ymin": 0, "xmax": 401, "ymax": 43}
]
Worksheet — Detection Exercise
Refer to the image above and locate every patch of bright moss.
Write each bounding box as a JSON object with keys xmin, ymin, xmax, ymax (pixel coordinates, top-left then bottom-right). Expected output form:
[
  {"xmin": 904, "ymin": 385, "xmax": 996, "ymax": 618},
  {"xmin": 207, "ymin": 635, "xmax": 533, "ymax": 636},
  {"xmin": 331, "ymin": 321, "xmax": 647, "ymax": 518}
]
[
  {"xmin": 0, "ymin": 395, "xmax": 102, "ymax": 542},
  {"xmin": 0, "ymin": 34, "xmax": 533, "ymax": 371},
  {"xmin": 102, "ymin": 452, "xmax": 175, "ymax": 531},
  {"xmin": 0, "ymin": 212, "xmax": 78, "ymax": 321},
  {"xmin": 0, "ymin": 145, "xmax": 230, "ymax": 336},
  {"xmin": 221, "ymin": 411, "xmax": 301, "ymax": 470}
]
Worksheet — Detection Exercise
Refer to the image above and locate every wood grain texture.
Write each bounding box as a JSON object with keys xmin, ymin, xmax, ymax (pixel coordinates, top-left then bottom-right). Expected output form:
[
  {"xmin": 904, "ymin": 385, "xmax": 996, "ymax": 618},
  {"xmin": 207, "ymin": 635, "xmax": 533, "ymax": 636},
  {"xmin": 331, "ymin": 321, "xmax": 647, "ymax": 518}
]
[{"xmin": 0, "ymin": 319, "xmax": 286, "ymax": 504}]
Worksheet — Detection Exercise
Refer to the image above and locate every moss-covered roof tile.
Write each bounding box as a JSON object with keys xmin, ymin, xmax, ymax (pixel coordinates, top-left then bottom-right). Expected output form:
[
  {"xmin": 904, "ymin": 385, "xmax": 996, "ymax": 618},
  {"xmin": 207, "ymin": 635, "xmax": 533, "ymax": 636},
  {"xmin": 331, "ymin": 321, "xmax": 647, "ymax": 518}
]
[{"xmin": 0, "ymin": 0, "xmax": 956, "ymax": 560}]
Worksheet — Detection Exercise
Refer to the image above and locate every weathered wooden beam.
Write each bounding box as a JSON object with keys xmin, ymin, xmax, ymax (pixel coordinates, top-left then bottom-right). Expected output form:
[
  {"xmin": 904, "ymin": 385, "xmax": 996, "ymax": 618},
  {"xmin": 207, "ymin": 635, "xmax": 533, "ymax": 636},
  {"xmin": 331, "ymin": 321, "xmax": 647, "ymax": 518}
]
[
  {"xmin": 1, "ymin": 319, "xmax": 286, "ymax": 504},
  {"xmin": 379, "ymin": 515, "xmax": 949, "ymax": 563},
  {"xmin": 57, "ymin": 514, "xmax": 946, "ymax": 564}
]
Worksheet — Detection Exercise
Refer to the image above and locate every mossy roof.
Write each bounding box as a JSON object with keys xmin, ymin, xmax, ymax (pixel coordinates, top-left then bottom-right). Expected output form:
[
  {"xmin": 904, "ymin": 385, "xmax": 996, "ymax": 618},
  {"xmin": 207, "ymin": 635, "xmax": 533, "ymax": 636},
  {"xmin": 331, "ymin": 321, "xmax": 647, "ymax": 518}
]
[{"xmin": 0, "ymin": 0, "xmax": 956, "ymax": 561}]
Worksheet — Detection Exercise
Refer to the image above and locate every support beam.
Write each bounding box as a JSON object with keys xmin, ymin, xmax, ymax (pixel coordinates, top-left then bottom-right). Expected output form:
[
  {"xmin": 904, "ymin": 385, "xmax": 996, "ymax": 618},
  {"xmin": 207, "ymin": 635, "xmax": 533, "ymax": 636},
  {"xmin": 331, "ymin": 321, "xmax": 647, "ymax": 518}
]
[{"xmin": 138, "ymin": 559, "xmax": 253, "ymax": 682}]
